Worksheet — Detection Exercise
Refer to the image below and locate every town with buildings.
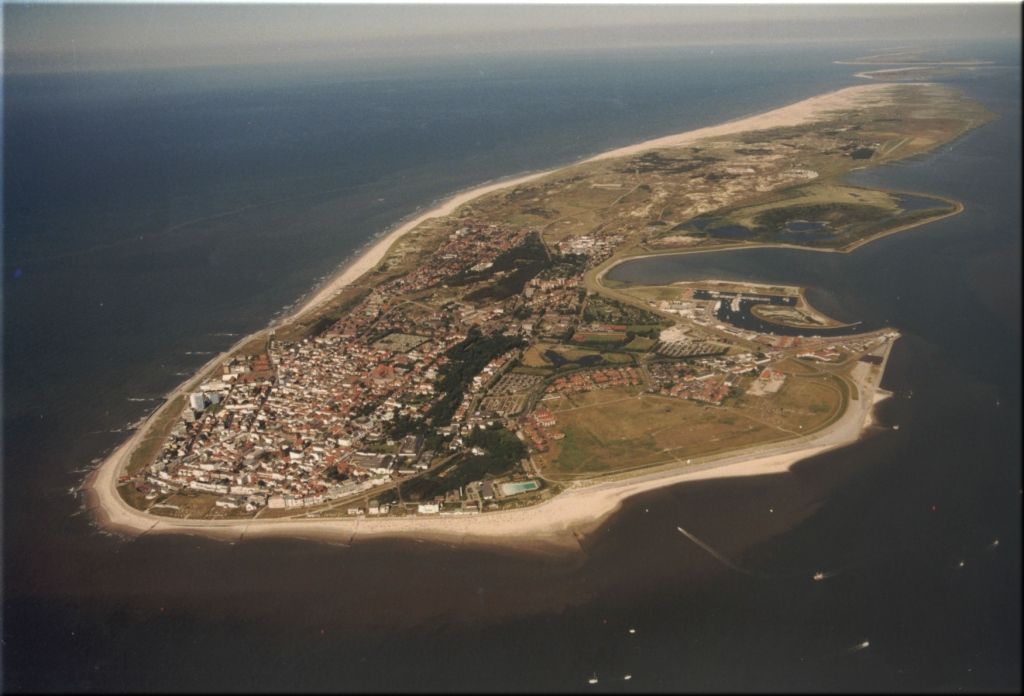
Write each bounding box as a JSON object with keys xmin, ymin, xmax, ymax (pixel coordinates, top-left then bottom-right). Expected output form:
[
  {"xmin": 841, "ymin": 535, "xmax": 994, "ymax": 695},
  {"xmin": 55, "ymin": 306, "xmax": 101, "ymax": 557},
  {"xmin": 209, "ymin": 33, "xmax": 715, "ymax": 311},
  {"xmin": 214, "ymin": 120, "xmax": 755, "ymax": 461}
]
[
  {"xmin": 125, "ymin": 216, "xmax": 897, "ymax": 522},
  {"xmin": 106, "ymin": 79, "xmax": 980, "ymax": 522}
]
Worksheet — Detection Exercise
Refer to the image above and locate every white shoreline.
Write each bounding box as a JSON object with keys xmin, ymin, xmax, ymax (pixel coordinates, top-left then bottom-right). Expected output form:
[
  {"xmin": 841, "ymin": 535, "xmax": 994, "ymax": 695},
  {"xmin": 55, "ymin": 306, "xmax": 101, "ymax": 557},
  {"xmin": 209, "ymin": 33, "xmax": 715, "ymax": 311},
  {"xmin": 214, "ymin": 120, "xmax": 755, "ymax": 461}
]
[
  {"xmin": 86, "ymin": 340, "xmax": 895, "ymax": 553},
  {"xmin": 292, "ymin": 82, "xmax": 897, "ymax": 319},
  {"xmin": 85, "ymin": 82, "xmax": 901, "ymax": 550}
]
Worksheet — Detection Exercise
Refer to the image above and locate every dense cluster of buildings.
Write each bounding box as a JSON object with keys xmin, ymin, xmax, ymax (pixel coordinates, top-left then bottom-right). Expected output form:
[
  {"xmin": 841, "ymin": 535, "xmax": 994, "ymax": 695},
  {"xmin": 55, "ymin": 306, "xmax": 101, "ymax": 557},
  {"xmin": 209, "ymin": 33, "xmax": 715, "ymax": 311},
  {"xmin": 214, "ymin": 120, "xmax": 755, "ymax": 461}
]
[
  {"xmin": 646, "ymin": 353, "xmax": 762, "ymax": 405},
  {"xmin": 132, "ymin": 208, "xmax": 896, "ymax": 518},
  {"xmin": 520, "ymin": 406, "xmax": 564, "ymax": 453},
  {"xmin": 544, "ymin": 366, "xmax": 643, "ymax": 395},
  {"xmin": 136, "ymin": 221, "xmax": 631, "ymax": 514},
  {"xmin": 138, "ymin": 225, "xmax": 545, "ymax": 510},
  {"xmin": 554, "ymin": 233, "xmax": 623, "ymax": 264}
]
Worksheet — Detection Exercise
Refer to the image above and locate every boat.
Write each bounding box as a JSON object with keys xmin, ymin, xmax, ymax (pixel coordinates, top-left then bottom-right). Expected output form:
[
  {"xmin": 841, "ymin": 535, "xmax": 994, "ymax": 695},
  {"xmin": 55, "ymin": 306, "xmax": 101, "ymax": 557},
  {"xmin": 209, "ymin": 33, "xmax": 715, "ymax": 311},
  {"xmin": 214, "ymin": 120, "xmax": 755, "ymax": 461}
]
[
  {"xmin": 587, "ymin": 674, "xmax": 599, "ymax": 685},
  {"xmin": 813, "ymin": 571, "xmax": 825, "ymax": 581},
  {"xmin": 624, "ymin": 674, "xmax": 632, "ymax": 681}
]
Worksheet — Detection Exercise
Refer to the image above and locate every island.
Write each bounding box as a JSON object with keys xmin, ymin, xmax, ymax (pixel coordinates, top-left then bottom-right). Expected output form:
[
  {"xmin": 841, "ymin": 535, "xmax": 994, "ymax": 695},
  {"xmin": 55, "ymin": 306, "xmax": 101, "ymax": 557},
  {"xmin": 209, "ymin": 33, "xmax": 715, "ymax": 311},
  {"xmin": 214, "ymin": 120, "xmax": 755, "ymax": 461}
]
[
  {"xmin": 839, "ymin": 48, "xmax": 997, "ymax": 82},
  {"xmin": 85, "ymin": 80, "xmax": 992, "ymax": 552}
]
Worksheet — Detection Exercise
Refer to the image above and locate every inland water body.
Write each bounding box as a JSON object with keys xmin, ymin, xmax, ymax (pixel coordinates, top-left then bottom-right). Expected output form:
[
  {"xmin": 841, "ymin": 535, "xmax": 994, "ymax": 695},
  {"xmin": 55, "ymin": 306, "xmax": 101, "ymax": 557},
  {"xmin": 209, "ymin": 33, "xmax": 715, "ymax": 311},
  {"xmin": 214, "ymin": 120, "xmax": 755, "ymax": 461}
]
[{"xmin": 3, "ymin": 41, "xmax": 1021, "ymax": 691}]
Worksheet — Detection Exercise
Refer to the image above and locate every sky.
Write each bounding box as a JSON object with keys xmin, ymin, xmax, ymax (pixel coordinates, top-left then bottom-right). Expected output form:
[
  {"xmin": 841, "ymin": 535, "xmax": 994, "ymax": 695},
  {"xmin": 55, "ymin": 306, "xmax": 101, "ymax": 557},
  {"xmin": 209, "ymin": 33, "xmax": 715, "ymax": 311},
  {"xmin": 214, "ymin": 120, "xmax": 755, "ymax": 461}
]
[{"xmin": 3, "ymin": 3, "xmax": 1021, "ymax": 74}]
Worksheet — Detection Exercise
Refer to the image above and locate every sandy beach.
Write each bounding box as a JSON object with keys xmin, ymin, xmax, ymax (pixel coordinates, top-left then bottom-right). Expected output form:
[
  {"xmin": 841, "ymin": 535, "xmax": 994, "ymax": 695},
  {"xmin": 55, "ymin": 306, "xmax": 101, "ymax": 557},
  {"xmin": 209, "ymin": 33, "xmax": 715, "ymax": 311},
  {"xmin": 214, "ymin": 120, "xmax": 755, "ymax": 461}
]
[
  {"xmin": 84, "ymin": 331, "xmax": 895, "ymax": 553},
  {"xmin": 89, "ymin": 447, "xmax": 833, "ymax": 554},
  {"xmin": 292, "ymin": 82, "xmax": 897, "ymax": 319},
  {"xmin": 85, "ymin": 81, "xmax": 900, "ymax": 550}
]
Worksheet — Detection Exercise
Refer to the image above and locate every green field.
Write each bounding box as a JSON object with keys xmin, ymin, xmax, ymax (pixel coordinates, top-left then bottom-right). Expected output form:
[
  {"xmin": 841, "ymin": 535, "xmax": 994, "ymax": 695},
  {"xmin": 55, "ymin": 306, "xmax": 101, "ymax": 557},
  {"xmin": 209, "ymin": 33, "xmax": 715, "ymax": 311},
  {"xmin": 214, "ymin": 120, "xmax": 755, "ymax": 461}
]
[
  {"xmin": 537, "ymin": 368, "xmax": 845, "ymax": 478},
  {"xmin": 521, "ymin": 342, "xmax": 635, "ymax": 371},
  {"xmin": 624, "ymin": 336, "xmax": 657, "ymax": 352},
  {"xmin": 666, "ymin": 183, "xmax": 957, "ymax": 249}
]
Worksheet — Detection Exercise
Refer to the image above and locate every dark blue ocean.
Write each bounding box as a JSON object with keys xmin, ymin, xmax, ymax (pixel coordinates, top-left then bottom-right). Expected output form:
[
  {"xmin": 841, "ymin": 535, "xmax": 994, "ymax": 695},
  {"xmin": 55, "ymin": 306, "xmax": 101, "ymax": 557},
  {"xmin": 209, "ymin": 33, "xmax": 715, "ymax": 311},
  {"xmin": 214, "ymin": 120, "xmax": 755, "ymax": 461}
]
[{"xmin": 3, "ymin": 40, "xmax": 1020, "ymax": 691}]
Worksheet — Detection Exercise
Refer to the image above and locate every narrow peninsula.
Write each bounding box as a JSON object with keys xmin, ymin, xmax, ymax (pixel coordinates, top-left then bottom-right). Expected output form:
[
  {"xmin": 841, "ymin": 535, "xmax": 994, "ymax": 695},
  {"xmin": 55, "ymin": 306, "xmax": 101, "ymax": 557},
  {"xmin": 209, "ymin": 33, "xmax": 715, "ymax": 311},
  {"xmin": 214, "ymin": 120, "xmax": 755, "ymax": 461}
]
[{"xmin": 85, "ymin": 80, "xmax": 992, "ymax": 552}]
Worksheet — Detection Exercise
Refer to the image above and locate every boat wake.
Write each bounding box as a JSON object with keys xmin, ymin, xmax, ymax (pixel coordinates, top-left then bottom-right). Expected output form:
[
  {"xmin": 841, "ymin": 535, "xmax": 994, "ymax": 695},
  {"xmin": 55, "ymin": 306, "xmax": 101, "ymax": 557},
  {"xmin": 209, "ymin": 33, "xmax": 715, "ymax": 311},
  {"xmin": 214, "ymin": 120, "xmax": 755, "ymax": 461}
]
[
  {"xmin": 845, "ymin": 639, "xmax": 871, "ymax": 654},
  {"xmin": 676, "ymin": 526, "xmax": 847, "ymax": 582},
  {"xmin": 677, "ymin": 525, "xmax": 767, "ymax": 578}
]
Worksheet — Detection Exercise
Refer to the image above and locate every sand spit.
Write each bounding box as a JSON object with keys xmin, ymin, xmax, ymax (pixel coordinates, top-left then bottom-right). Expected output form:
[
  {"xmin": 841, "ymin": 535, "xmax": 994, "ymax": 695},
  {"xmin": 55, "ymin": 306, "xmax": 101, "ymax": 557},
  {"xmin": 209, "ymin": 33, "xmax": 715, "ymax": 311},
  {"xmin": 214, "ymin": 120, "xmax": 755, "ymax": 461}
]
[{"xmin": 86, "ymin": 83, "xmax": 901, "ymax": 550}]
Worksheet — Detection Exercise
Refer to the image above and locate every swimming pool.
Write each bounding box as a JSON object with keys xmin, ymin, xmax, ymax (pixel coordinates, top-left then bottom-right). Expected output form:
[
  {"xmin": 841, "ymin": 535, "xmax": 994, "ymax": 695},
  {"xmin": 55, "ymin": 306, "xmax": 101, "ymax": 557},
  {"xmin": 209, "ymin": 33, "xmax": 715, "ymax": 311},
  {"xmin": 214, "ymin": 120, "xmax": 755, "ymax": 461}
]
[{"xmin": 499, "ymin": 481, "xmax": 540, "ymax": 496}]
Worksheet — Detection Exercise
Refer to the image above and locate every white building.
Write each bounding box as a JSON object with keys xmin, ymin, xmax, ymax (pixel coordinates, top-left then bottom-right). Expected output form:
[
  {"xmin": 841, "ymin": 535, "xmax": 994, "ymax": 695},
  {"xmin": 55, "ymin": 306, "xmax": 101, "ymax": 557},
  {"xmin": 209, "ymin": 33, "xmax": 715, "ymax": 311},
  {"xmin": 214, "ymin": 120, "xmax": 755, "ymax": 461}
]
[{"xmin": 189, "ymin": 392, "xmax": 206, "ymax": 411}]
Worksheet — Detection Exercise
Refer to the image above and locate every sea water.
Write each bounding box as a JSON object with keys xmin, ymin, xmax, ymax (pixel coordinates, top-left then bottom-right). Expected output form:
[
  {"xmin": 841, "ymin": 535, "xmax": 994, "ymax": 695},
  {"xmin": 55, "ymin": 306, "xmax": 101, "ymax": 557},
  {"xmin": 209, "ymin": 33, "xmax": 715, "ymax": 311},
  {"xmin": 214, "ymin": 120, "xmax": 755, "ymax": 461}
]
[{"xmin": 3, "ymin": 39, "xmax": 1020, "ymax": 691}]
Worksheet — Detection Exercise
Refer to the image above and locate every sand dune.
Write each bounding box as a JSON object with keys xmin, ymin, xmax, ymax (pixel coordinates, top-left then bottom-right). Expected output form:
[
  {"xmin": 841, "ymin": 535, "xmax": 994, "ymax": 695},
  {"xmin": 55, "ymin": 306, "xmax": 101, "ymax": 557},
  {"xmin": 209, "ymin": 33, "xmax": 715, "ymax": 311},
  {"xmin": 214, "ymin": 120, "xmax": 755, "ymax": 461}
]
[{"xmin": 293, "ymin": 83, "xmax": 896, "ymax": 319}]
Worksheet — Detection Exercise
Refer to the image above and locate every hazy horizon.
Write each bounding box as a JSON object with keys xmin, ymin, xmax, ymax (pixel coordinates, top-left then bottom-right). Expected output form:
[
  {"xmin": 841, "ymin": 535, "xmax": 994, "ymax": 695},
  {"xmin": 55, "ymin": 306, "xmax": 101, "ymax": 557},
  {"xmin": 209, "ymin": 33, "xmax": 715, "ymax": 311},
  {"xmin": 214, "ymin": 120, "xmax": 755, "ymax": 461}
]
[{"xmin": 4, "ymin": 3, "xmax": 1021, "ymax": 75}]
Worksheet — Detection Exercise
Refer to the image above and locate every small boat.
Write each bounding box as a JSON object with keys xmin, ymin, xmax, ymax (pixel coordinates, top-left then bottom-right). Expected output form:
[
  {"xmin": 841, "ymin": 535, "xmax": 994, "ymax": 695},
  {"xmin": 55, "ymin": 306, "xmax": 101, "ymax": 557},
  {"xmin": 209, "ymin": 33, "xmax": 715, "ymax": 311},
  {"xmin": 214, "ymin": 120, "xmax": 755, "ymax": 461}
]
[
  {"xmin": 624, "ymin": 674, "xmax": 632, "ymax": 681},
  {"xmin": 628, "ymin": 628, "xmax": 637, "ymax": 634},
  {"xmin": 813, "ymin": 571, "xmax": 826, "ymax": 581},
  {"xmin": 587, "ymin": 674, "xmax": 599, "ymax": 685},
  {"xmin": 846, "ymin": 639, "xmax": 871, "ymax": 653},
  {"xmin": 892, "ymin": 424, "xmax": 900, "ymax": 431}
]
